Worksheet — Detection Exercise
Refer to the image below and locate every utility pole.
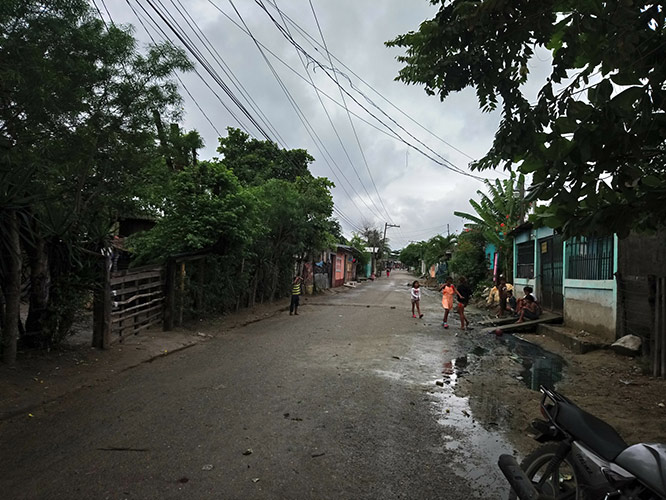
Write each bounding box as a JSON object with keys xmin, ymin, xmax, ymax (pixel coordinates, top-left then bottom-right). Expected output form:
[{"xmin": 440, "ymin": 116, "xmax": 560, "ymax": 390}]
[{"xmin": 382, "ymin": 222, "xmax": 400, "ymax": 264}]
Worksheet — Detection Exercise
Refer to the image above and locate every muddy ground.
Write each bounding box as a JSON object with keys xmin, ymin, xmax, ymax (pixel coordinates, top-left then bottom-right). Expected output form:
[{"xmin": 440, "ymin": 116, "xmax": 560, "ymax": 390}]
[{"xmin": 452, "ymin": 303, "xmax": 666, "ymax": 456}]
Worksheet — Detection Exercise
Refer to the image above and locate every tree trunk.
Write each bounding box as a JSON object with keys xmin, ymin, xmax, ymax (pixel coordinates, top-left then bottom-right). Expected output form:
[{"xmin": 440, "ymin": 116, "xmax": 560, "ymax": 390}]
[
  {"xmin": 2, "ymin": 211, "xmax": 22, "ymax": 364},
  {"xmin": 235, "ymin": 258, "xmax": 245, "ymax": 312},
  {"xmin": 24, "ymin": 233, "xmax": 49, "ymax": 339},
  {"xmin": 152, "ymin": 109, "xmax": 174, "ymax": 171}
]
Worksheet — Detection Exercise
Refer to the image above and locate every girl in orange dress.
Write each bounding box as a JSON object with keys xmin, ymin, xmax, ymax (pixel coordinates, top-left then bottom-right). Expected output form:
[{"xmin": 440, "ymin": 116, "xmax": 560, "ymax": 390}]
[{"xmin": 439, "ymin": 277, "xmax": 462, "ymax": 329}]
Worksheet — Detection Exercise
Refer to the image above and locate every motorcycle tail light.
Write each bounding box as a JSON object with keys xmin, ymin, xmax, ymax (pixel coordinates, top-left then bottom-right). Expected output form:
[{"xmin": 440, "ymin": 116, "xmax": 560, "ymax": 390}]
[{"xmin": 540, "ymin": 403, "xmax": 554, "ymax": 419}]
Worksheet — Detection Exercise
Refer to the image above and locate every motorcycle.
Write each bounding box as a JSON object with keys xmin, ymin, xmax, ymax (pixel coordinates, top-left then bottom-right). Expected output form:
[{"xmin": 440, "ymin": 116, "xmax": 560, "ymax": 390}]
[{"xmin": 498, "ymin": 386, "xmax": 666, "ymax": 500}]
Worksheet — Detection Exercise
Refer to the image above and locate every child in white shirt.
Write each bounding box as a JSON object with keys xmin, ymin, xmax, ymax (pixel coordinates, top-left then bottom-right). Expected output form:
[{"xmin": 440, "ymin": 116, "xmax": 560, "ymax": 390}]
[{"xmin": 411, "ymin": 281, "xmax": 424, "ymax": 318}]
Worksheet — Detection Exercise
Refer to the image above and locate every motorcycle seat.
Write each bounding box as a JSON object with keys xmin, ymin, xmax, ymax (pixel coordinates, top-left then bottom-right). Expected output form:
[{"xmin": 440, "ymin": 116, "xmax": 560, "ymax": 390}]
[
  {"xmin": 615, "ymin": 443, "xmax": 666, "ymax": 497},
  {"xmin": 556, "ymin": 400, "xmax": 627, "ymax": 461}
]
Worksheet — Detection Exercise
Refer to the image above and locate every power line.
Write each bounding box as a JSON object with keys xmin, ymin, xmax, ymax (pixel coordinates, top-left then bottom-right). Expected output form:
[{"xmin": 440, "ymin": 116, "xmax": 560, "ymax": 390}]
[
  {"xmin": 306, "ymin": 0, "xmax": 394, "ymax": 224},
  {"xmin": 204, "ymin": 0, "xmax": 403, "ymax": 142},
  {"xmin": 120, "ymin": 0, "xmax": 223, "ymax": 138},
  {"xmin": 132, "ymin": 0, "xmax": 256, "ymax": 136},
  {"xmin": 223, "ymin": 0, "xmax": 382, "ymax": 224},
  {"xmin": 144, "ymin": 0, "xmax": 276, "ymax": 141},
  {"xmin": 254, "ymin": 1, "xmax": 488, "ymax": 182},
  {"xmin": 167, "ymin": 0, "xmax": 289, "ymax": 147},
  {"xmin": 262, "ymin": 0, "xmax": 478, "ymax": 163}
]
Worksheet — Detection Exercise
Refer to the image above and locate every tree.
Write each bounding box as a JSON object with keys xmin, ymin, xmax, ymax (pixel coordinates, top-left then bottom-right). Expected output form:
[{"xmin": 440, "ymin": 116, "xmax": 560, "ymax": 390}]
[
  {"xmin": 217, "ymin": 128, "xmax": 312, "ymax": 186},
  {"xmin": 387, "ymin": 1, "xmax": 666, "ymax": 237},
  {"xmin": 454, "ymin": 172, "xmax": 525, "ymax": 280},
  {"xmin": 349, "ymin": 233, "xmax": 371, "ymax": 271},
  {"xmin": 1, "ymin": 0, "xmax": 193, "ymax": 359},
  {"xmin": 448, "ymin": 229, "xmax": 488, "ymax": 289},
  {"xmin": 399, "ymin": 242, "xmax": 424, "ymax": 270},
  {"xmin": 423, "ymin": 234, "xmax": 457, "ymax": 269}
]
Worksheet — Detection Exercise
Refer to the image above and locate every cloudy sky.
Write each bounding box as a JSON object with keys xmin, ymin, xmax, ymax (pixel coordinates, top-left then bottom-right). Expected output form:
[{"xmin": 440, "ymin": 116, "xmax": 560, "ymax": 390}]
[{"xmin": 100, "ymin": 0, "xmax": 551, "ymax": 249}]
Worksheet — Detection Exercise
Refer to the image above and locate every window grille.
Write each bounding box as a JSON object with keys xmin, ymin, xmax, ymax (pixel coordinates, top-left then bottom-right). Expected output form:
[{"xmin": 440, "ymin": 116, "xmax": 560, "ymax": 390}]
[
  {"xmin": 566, "ymin": 236, "xmax": 614, "ymax": 280},
  {"xmin": 516, "ymin": 241, "xmax": 535, "ymax": 278}
]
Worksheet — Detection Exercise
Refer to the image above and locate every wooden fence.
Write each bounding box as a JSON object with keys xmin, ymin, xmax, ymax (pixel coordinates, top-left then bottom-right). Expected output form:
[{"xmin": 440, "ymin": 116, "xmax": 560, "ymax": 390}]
[
  {"xmin": 92, "ymin": 253, "xmax": 208, "ymax": 348},
  {"xmin": 109, "ymin": 265, "xmax": 165, "ymax": 344}
]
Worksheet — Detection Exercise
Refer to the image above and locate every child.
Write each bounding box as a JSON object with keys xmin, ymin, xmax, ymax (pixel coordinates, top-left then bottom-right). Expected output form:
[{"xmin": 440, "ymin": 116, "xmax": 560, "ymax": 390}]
[
  {"xmin": 516, "ymin": 294, "xmax": 540, "ymax": 323},
  {"xmin": 290, "ymin": 276, "xmax": 303, "ymax": 315},
  {"xmin": 439, "ymin": 277, "xmax": 462, "ymax": 329},
  {"xmin": 456, "ymin": 277, "xmax": 472, "ymax": 331},
  {"xmin": 411, "ymin": 281, "xmax": 423, "ymax": 318},
  {"xmin": 496, "ymin": 277, "xmax": 508, "ymax": 318},
  {"xmin": 515, "ymin": 286, "xmax": 535, "ymax": 314},
  {"xmin": 506, "ymin": 289, "xmax": 517, "ymax": 315}
]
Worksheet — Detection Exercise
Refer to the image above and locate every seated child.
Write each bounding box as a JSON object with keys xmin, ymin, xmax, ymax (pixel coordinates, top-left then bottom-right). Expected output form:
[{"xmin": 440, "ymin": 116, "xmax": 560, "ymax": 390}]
[
  {"xmin": 516, "ymin": 295, "xmax": 540, "ymax": 323},
  {"xmin": 506, "ymin": 289, "xmax": 517, "ymax": 315}
]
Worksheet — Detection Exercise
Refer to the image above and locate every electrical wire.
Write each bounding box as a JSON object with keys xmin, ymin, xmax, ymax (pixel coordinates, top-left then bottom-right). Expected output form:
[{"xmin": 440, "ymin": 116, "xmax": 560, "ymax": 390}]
[
  {"xmin": 144, "ymin": 0, "xmax": 276, "ymax": 141},
  {"xmin": 253, "ymin": 0, "xmax": 489, "ymax": 182},
  {"xmin": 167, "ymin": 0, "xmax": 289, "ymax": 147},
  {"xmin": 224, "ymin": 0, "xmax": 383, "ymax": 223},
  {"xmin": 121, "ymin": 0, "xmax": 223, "ymax": 138},
  {"xmin": 304, "ymin": 0, "xmax": 393, "ymax": 224}
]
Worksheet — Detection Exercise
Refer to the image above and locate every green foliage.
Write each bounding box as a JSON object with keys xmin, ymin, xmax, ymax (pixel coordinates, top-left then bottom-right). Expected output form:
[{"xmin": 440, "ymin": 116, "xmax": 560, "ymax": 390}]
[
  {"xmin": 423, "ymin": 234, "xmax": 457, "ymax": 268},
  {"xmin": 399, "ymin": 234, "xmax": 456, "ymax": 272},
  {"xmin": 217, "ymin": 128, "xmax": 313, "ymax": 186},
  {"xmin": 129, "ymin": 161, "xmax": 251, "ymax": 263},
  {"xmin": 349, "ymin": 233, "xmax": 371, "ymax": 268},
  {"xmin": 448, "ymin": 230, "xmax": 488, "ymax": 289},
  {"xmin": 1, "ymin": 0, "xmax": 194, "ymax": 352},
  {"xmin": 388, "ymin": 1, "xmax": 666, "ymax": 237},
  {"xmin": 132, "ymin": 129, "xmax": 339, "ymax": 310},
  {"xmin": 399, "ymin": 242, "xmax": 424, "ymax": 269},
  {"xmin": 454, "ymin": 172, "xmax": 525, "ymax": 278}
]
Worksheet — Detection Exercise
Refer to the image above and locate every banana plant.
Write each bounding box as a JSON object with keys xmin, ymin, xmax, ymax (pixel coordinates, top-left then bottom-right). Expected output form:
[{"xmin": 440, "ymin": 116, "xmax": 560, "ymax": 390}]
[{"xmin": 454, "ymin": 172, "xmax": 526, "ymax": 280}]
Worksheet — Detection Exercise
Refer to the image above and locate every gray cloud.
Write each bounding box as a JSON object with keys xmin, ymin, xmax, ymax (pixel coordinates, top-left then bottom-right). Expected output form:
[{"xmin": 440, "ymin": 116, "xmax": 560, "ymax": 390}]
[{"xmin": 105, "ymin": 0, "xmax": 518, "ymax": 249}]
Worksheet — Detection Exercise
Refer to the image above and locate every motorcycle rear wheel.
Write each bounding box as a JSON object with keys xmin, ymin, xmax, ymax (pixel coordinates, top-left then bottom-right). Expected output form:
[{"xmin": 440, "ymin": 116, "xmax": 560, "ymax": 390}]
[{"xmin": 508, "ymin": 443, "xmax": 581, "ymax": 500}]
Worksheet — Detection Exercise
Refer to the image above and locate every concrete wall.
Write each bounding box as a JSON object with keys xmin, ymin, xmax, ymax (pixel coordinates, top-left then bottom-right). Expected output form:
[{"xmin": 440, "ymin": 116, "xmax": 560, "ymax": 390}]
[
  {"xmin": 561, "ymin": 236, "xmax": 619, "ymax": 342},
  {"xmin": 563, "ymin": 280, "xmax": 616, "ymax": 341}
]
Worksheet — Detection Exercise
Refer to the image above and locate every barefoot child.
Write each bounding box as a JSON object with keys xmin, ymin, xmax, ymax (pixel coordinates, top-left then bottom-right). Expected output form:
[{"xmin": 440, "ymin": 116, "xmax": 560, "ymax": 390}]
[
  {"xmin": 439, "ymin": 277, "xmax": 462, "ymax": 329},
  {"xmin": 456, "ymin": 276, "xmax": 472, "ymax": 331},
  {"xmin": 410, "ymin": 281, "xmax": 423, "ymax": 318},
  {"xmin": 516, "ymin": 294, "xmax": 540, "ymax": 323}
]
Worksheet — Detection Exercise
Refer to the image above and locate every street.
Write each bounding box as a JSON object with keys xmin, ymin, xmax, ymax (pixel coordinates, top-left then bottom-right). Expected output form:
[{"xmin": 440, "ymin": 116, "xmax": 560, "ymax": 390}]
[{"xmin": 1, "ymin": 270, "xmax": 512, "ymax": 499}]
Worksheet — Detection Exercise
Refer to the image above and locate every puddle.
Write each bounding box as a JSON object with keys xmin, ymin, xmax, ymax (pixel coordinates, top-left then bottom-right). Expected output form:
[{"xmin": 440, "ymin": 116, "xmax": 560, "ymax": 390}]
[
  {"xmin": 430, "ymin": 352, "xmax": 511, "ymax": 496},
  {"xmin": 425, "ymin": 335, "xmax": 564, "ymax": 494},
  {"xmin": 502, "ymin": 335, "xmax": 565, "ymax": 390},
  {"xmin": 430, "ymin": 382, "xmax": 511, "ymax": 496}
]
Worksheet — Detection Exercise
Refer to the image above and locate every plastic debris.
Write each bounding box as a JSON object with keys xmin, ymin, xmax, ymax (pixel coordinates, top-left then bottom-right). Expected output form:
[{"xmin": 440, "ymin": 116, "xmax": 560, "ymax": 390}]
[
  {"xmin": 202, "ymin": 464, "xmax": 214, "ymax": 471},
  {"xmin": 243, "ymin": 449, "xmax": 253, "ymax": 456}
]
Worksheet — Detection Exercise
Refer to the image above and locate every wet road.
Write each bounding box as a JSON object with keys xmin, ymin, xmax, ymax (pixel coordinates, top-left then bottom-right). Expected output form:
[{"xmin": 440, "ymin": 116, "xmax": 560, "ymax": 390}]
[{"xmin": 1, "ymin": 270, "xmax": 512, "ymax": 499}]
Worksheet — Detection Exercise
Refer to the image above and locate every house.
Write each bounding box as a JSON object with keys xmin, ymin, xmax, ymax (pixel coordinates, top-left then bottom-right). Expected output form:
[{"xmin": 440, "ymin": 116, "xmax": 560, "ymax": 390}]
[
  {"xmin": 511, "ymin": 223, "xmax": 616, "ymax": 342},
  {"xmin": 333, "ymin": 245, "xmax": 360, "ymax": 287}
]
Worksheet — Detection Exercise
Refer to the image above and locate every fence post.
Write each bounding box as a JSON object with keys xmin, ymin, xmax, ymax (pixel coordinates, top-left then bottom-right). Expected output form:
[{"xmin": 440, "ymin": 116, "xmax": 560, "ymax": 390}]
[
  {"xmin": 196, "ymin": 257, "xmax": 205, "ymax": 317},
  {"xmin": 163, "ymin": 258, "xmax": 176, "ymax": 331},
  {"xmin": 92, "ymin": 254, "xmax": 111, "ymax": 349}
]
